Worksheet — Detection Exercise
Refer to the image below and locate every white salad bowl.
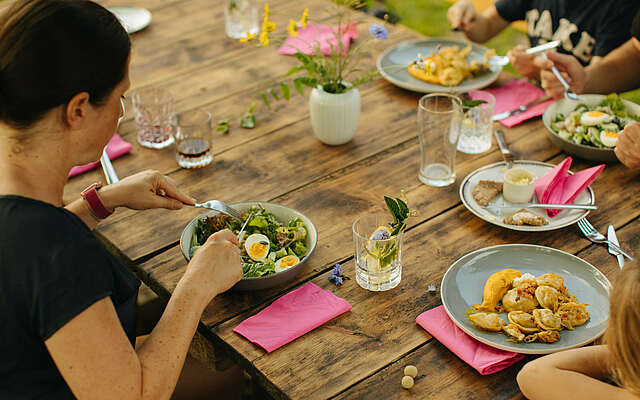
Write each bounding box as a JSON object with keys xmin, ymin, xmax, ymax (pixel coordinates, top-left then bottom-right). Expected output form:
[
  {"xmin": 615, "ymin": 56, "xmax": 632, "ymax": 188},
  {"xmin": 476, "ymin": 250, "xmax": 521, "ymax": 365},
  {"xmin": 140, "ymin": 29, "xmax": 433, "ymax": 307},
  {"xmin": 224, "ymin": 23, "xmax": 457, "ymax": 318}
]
[{"xmin": 180, "ymin": 202, "xmax": 318, "ymax": 291}]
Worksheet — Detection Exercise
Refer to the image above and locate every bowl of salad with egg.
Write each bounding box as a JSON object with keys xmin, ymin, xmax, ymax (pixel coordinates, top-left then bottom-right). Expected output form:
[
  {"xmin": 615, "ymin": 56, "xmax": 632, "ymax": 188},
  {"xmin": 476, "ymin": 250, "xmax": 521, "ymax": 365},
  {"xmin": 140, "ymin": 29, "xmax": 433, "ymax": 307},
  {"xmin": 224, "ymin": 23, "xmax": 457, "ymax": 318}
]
[
  {"xmin": 542, "ymin": 94, "xmax": 640, "ymax": 162},
  {"xmin": 180, "ymin": 202, "xmax": 317, "ymax": 290}
]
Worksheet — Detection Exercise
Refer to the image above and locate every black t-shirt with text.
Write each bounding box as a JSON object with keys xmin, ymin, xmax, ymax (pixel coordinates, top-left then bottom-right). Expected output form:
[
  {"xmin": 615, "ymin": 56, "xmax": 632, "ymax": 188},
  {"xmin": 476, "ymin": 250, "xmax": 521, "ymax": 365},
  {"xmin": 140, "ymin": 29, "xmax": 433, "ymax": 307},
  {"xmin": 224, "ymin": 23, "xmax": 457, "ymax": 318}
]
[
  {"xmin": 495, "ymin": 0, "xmax": 640, "ymax": 65},
  {"xmin": 0, "ymin": 196, "xmax": 140, "ymax": 399}
]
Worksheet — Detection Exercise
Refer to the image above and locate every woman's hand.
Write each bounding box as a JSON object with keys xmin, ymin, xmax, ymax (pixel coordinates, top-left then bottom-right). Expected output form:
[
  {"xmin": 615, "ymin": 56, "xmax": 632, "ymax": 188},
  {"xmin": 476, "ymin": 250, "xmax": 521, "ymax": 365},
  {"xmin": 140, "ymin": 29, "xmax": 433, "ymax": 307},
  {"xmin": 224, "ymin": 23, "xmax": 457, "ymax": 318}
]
[
  {"xmin": 447, "ymin": 0, "xmax": 477, "ymax": 31},
  {"xmin": 507, "ymin": 45, "xmax": 539, "ymax": 79},
  {"xmin": 182, "ymin": 229, "xmax": 243, "ymax": 302},
  {"xmin": 616, "ymin": 123, "xmax": 640, "ymax": 169},
  {"xmin": 535, "ymin": 51, "xmax": 586, "ymax": 99},
  {"xmin": 99, "ymin": 170, "xmax": 196, "ymax": 211}
]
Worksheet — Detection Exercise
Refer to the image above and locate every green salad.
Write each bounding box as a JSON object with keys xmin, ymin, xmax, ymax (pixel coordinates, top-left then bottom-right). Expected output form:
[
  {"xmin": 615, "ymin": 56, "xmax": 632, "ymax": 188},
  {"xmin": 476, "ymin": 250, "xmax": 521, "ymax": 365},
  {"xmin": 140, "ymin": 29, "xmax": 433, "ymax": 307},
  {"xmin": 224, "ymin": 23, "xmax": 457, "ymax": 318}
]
[
  {"xmin": 550, "ymin": 94, "xmax": 640, "ymax": 149},
  {"xmin": 190, "ymin": 205, "xmax": 309, "ymax": 278}
]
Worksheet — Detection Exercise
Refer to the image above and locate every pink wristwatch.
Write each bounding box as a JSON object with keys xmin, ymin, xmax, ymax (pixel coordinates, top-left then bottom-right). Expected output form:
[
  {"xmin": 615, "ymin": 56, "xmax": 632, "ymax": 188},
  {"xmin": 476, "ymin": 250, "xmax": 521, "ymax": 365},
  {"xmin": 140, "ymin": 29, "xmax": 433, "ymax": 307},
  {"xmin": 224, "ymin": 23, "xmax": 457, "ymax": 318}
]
[{"xmin": 81, "ymin": 183, "xmax": 114, "ymax": 219}]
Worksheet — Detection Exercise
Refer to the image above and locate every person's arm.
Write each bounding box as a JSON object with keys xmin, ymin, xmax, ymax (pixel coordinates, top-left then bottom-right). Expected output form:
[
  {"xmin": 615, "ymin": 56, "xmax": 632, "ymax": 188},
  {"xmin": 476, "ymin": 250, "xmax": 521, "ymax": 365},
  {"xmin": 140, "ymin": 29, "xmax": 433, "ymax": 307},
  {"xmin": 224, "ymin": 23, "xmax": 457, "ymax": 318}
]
[
  {"xmin": 517, "ymin": 345, "xmax": 637, "ymax": 400},
  {"xmin": 536, "ymin": 39, "xmax": 640, "ymax": 98},
  {"xmin": 45, "ymin": 229, "xmax": 243, "ymax": 400},
  {"xmin": 447, "ymin": 1, "xmax": 510, "ymax": 43},
  {"xmin": 65, "ymin": 170, "xmax": 196, "ymax": 230}
]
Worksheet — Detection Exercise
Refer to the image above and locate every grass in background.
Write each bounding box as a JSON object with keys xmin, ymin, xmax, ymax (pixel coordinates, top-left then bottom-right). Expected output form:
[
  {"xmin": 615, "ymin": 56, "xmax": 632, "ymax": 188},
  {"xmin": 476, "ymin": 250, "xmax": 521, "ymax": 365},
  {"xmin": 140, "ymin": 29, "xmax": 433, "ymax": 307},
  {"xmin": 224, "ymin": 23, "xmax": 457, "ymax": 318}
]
[{"xmin": 382, "ymin": 0, "xmax": 640, "ymax": 103}]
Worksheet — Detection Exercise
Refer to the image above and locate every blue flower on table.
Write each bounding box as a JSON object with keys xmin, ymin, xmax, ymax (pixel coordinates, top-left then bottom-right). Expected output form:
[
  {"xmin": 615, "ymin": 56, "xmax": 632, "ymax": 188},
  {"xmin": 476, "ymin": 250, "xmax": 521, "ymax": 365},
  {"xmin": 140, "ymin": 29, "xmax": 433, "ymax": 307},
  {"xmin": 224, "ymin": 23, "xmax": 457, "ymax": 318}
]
[
  {"xmin": 369, "ymin": 24, "xmax": 388, "ymax": 41},
  {"xmin": 328, "ymin": 263, "xmax": 344, "ymax": 286}
]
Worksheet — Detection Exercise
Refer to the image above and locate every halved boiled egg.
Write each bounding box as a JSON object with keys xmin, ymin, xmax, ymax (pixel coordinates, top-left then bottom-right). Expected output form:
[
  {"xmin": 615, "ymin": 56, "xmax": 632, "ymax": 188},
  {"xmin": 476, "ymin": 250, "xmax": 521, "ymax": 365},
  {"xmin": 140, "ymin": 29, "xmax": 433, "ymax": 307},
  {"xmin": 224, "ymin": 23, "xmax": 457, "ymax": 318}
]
[
  {"xmin": 580, "ymin": 111, "xmax": 610, "ymax": 126},
  {"xmin": 600, "ymin": 130, "xmax": 618, "ymax": 147},
  {"xmin": 275, "ymin": 255, "xmax": 300, "ymax": 273},
  {"xmin": 244, "ymin": 233, "xmax": 270, "ymax": 261},
  {"xmin": 369, "ymin": 226, "xmax": 392, "ymax": 241}
]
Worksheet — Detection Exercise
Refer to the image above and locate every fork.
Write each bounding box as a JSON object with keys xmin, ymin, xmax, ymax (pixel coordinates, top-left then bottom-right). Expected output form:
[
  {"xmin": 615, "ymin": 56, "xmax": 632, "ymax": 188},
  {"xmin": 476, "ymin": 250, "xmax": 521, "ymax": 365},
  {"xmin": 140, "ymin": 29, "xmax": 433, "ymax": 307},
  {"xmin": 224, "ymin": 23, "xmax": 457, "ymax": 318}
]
[
  {"xmin": 192, "ymin": 200, "xmax": 243, "ymax": 221},
  {"xmin": 577, "ymin": 219, "xmax": 634, "ymax": 260}
]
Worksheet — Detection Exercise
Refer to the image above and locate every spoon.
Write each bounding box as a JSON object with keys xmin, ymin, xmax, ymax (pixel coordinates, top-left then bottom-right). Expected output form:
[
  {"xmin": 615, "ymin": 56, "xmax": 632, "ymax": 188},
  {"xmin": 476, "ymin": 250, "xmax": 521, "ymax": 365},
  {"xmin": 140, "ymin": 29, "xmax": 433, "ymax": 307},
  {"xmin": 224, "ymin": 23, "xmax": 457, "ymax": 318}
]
[{"xmin": 541, "ymin": 52, "xmax": 579, "ymax": 101}]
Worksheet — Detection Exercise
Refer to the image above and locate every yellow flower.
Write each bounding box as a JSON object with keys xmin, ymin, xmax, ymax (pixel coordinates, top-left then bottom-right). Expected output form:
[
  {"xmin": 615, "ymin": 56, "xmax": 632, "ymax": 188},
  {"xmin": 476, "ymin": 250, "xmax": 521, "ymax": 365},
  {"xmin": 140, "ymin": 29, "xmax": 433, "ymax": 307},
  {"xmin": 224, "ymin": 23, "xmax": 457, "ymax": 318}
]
[
  {"xmin": 264, "ymin": 3, "xmax": 270, "ymax": 19},
  {"xmin": 261, "ymin": 3, "xmax": 276, "ymax": 33},
  {"xmin": 259, "ymin": 31, "xmax": 270, "ymax": 47},
  {"xmin": 287, "ymin": 19, "xmax": 298, "ymax": 37},
  {"xmin": 299, "ymin": 8, "xmax": 309, "ymax": 28},
  {"xmin": 239, "ymin": 32, "xmax": 257, "ymax": 42}
]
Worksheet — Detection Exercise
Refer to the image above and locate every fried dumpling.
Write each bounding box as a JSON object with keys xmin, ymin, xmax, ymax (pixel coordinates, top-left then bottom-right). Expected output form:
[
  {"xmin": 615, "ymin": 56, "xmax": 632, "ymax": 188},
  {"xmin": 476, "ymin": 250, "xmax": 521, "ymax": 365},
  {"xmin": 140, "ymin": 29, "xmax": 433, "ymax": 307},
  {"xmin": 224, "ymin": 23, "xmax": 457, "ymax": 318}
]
[
  {"xmin": 507, "ymin": 311, "xmax": 539, "ymax": 333},
  {"xmin": 524, "ymin": 330, "xmax": 561, "ymax": 343},
  {"xmin": 474, "ymin": 269, "xmax": 522, "ymax": 312},
  {"xmin": 535, "ymin": 285, "xmax": 560, "ymax": 312},
  {"xmin": 502, "ymin": 287, "xmax": 538, "ymax": 313},
  {"xmin": 536, "ymin": 273, "xmax": 565, "ymax": 292},
  {"xmin": 556, "ymin": 302, "xmax": 590, "ymax": 330},
  {"xmin": 512, "ymin": 273, "xmax": 537, "ymax": 290},
  {"xmin": 533, "ymin": 308, "xmax": 562, "ymax": 331},
  {"xmin": 503, "ymin": 324, "xmax": 525, "ymax": 343},
  {"xmin": 469, "ymin": 312, "xmax": 506, "ymax": 332}
]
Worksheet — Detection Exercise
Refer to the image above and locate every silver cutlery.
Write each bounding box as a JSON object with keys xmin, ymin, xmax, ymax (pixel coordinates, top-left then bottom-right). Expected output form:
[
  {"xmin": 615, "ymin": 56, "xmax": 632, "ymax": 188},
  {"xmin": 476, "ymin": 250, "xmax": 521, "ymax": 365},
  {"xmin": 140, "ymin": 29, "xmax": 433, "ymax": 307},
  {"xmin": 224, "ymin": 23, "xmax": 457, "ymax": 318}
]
[
  {"xmin": 237, "ymin": 212, "xmax": 253, "ymax": 242},
  {"xmin": 494, "ymin": 129, "xmax": 515, "ymax": 169},
  {"xmin": 492, "ymin": 95, "xmax": 552, "ymax": 121},
  {"xmin": 100, "ymin": 148, "xmax": 119, "ymax": 184},
  {"xmin": 541, "ymin": 52, "xmax": 579, "ymax": 101},
  {"xmin": 488, "ymin": 40, "xmax": 561, "ymax": 68},
  {"xmin": 485, "ymin": 203, "xmax": 597, "ymax": 212},
  {"xmin": 192, "ymin": 200, "xmax": 243, "ymax": 221},
  {"xmin": 577, "ymin": 219, "xmax": 634, "ymax": 260},
  {"xmin": 607, "ymin": 225, "xmax": 624, "ymax": 269}
]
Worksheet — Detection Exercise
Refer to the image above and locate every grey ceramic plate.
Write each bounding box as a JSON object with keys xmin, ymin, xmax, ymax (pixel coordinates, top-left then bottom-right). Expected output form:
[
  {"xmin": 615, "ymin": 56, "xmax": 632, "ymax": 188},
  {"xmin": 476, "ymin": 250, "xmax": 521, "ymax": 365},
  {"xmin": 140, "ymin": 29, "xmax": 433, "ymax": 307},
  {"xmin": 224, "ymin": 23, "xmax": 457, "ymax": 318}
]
[
  {"xmin": 107, "ymin": 6, "xmax": 152, "ymax": 34},
  {"xmin": 376, "ymin": 38, "xmax": 501, "ymax": 93},
  {"xmin": 460, "ymin": 160, "xmax": 595, "ymax": 232},
  {"xmin": 180, "ymin": 202, "xmax": 318, "ymax": 291},
  {"xmin": 542, "ymin": 94, "xmax": 640, "ymax": 162},
  {"xmin": 441, "ymin": 244, "xmax": 611, "ymax": 354}
]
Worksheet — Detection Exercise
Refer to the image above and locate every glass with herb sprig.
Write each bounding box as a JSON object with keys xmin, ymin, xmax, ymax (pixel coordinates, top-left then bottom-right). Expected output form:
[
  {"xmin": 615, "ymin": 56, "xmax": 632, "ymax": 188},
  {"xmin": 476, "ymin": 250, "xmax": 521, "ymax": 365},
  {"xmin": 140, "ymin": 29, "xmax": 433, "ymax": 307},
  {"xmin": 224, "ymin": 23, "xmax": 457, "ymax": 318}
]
[
  {"xmin": 352, "ymin": 197, "xmax": 412, "ymax": 291},
  {"xmin": 224, "ymin": 0, "xmax": 259, "ymax": 40}
]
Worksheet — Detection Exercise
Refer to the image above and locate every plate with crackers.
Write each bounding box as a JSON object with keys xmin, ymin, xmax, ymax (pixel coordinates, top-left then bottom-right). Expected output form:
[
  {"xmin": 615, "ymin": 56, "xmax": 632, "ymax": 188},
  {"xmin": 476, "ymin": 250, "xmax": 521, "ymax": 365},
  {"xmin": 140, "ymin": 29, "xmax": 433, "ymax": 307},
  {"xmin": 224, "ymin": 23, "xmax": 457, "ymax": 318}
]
[
  {"xmin": 376, "ymin": 38, "xmax": 501, "ymax": 93},
  {"xmin": 459, "ymin": 161, "xmax": 595, "ymax": 232}
]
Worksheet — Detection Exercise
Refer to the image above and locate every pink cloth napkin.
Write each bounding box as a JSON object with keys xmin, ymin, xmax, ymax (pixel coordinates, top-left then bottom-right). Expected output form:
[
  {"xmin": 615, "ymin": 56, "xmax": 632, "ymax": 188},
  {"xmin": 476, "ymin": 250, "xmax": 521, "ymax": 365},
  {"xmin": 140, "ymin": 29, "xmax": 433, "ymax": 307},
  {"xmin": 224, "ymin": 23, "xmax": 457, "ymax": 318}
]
[
  {"xmin": 416, "ymin": 306, "xmax": 524, "ymax": 375},
  {"xmin": 68, "ymin": 134, "xmax": 132, "ymax": 178},
  {"xmin": 534, "ymin": 157, "xmax": 604, "ymax": 217},
  {"xmin": 233, "ymin": 282, "xmax": 352, "ymax": 353},
  {"xmin": 278, "ymin": 22, "xmax": 358, "ymax": 56},
  {"xmin": 481, "ymin": 79, "xmax": 554, "ymax": 128}
]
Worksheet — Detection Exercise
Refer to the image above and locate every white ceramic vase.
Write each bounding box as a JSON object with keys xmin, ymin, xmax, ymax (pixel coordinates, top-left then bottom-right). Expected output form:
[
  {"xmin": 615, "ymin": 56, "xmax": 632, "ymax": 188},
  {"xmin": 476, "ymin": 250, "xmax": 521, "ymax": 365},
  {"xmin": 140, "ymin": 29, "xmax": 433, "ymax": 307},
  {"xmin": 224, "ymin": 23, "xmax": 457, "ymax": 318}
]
[{"xmin": 309, "ymin": 83, "xmax": 361, "ymax": 145}]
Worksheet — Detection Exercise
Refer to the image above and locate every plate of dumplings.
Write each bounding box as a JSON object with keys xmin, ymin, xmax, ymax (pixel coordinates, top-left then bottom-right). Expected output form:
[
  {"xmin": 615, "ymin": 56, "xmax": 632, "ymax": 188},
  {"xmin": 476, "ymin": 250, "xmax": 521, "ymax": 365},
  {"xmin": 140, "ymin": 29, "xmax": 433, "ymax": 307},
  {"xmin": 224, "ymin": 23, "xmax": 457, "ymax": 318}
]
[{"xmin": 441, "ymin": 244, "xmax": 611, "ymax": 354}]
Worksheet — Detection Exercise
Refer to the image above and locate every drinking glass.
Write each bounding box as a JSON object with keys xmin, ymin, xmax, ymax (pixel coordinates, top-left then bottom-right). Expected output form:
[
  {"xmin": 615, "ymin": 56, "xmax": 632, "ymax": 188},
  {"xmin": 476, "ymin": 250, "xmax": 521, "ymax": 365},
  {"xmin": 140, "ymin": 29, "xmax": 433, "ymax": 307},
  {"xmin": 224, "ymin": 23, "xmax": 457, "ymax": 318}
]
[
  {"xmin": 417, "ymin": 93, "xmax": 462, "ymax": 187},
  {"xmin": 353, "ymin": 214, "xmax": 403, "ymax": 291},
  {"xmin": 224, "ymin": 0, "xmax": 259, "ymax": 39},
  {"xmin": 173, "ymin": 110, "xmax": 213, "ymax": 169},
  {"xmin": 457, "ymin": 91, "xmax": 495, "ymax": 154},
  {"xmin": 132, "ymin": 88, "xmax": 175, "ymax": 149}
]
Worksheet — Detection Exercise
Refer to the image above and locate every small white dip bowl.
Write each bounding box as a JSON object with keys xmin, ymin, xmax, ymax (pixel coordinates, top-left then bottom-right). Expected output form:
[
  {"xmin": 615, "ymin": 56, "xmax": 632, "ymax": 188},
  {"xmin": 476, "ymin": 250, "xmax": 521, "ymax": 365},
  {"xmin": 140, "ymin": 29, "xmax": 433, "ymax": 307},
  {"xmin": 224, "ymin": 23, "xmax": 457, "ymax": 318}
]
[{"xmin": 503, "ymin": 168, "xmax": 536, "ymax": 203}]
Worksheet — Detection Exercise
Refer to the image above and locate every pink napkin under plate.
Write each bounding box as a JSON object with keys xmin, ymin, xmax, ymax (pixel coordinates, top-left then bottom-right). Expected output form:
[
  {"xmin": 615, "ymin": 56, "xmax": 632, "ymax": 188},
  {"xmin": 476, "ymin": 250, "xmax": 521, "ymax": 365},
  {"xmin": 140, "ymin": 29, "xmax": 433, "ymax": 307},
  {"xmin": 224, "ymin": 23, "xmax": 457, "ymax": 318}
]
[
  {"xmin": 416, "ymin": 306, "xmax": 524, "ymax": 375},
  {"xmin": 481, "ymin": 79, "xmax": 554, "ymax": 128},
  {"xmin": 233, "ymin": 282, "xmax": 352, "ymax": 353},
  {"xmin": 534, "ymin": 157, "xmax": 604, "ymax": 217},
  {"xmin": 68, "ymin": 134, "xmax": 132, "ymax": 178},
  {"xmin": 278, "ymin": 22, "xmax": 358, "ymax": 56}
]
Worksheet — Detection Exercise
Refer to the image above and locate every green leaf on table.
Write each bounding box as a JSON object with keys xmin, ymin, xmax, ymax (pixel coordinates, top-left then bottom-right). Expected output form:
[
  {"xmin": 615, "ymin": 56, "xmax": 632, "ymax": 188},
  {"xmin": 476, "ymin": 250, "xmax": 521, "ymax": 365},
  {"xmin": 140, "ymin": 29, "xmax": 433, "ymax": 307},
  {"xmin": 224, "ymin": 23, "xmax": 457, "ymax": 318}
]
[
  {"xmin": 280, "ymin": 83, "xmax": 291, "ymax": 100},
  {"xmin": 293, "ymin": 78, "xmax": 306, "ymax": 96},
  {"xmin": 239, "ymin": 112, "xmax": 255, "ymax": 129},
  {"xmin": 270, "ymin": 88, "xmax": 280, "ymax": 101},
  {"xmin": 259, "ymin": 93, "xmax": 271, "ymax": 109},
  {"xmin": 216, "ymin": 119, "xmax": 230, "ymax": 135},
  {"xmin": 247, "ymin": 101, "xmax": 257, "ymax": 114}
]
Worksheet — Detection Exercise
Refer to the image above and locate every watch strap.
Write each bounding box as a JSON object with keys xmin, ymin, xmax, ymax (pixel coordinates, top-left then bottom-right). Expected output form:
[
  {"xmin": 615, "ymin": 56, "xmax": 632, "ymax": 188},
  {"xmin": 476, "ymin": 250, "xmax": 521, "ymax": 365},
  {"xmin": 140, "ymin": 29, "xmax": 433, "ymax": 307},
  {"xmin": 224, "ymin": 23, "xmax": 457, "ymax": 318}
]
[{"xmin": 81, "ymin": 183, "xmax": 113, "ymax": 219}]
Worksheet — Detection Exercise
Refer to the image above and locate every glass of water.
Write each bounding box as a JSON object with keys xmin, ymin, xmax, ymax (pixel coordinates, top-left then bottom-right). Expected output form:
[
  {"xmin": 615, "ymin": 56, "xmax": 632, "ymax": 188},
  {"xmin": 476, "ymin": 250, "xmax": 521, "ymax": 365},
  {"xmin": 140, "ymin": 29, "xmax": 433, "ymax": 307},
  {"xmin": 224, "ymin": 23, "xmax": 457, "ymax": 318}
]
[
  {"xmin": 457, "ymin": 91, "xmax": 495, "ymax": 154},
  {"xmin": 173, "ymin": 110, "xmax": 213, "ymax": 169},
  {"xmin": 353, "ymin": 214, "xmax": 403, "ymax": 292},
  {"xmin": 224, "ymin": 0, "xmax": 259, "ymax": 39},
  {"xmin": 417, "ymin": 93, "xmax": 462, "ymax": 187}
]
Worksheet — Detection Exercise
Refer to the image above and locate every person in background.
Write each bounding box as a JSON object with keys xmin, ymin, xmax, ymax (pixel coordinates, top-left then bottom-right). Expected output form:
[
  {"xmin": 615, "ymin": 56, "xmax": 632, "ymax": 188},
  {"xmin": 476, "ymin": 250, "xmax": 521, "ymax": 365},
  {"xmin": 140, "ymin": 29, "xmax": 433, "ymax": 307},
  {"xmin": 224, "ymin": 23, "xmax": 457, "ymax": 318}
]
[
  {"xmin": 535, "ymin": 12, "xmax": 640, "ymax": 168},
  {"xmin": 447, "ymin": 0, "xmax": 639, "ymax": 81},
  {"xmin": 517, "ymin": 263, "xmax": 640, "ymax": 400},
  {"xmin": 0, "ymin": 1, "xmax": 243, "ymax": 399}
]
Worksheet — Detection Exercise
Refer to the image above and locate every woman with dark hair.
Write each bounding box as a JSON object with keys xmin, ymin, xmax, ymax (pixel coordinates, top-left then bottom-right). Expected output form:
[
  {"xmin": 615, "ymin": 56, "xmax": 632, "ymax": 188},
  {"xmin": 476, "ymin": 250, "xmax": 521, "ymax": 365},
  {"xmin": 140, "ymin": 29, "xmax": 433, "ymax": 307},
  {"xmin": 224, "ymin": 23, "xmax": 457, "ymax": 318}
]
[{"xmin": 0, "ymin": 1, "xmax": 243, "ymax": 399}]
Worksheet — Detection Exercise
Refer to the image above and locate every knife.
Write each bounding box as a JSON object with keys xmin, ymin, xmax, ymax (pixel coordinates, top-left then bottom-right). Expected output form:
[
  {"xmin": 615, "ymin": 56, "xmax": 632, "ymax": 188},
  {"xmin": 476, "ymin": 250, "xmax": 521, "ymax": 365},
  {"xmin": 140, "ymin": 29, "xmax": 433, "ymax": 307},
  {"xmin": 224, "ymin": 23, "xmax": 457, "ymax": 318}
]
[
  {"xmin": 494, "ymin": 129, "xmax": 514, "ymax": 169},
  {"xmin": 607, "ymin": 225, "xmax": 624, "ymax": 269},
  {"xmin": 492, "ymin": 95, "xmax": 552, "ymax": 121}
]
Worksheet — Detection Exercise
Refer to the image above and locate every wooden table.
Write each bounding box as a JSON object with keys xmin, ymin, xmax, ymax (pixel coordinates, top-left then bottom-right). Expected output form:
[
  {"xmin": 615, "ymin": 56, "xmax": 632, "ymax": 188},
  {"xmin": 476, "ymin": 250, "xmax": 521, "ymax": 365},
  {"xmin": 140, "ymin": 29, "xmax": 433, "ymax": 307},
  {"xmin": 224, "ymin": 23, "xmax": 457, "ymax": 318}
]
[{"xmin": 47, "ymin": 0, "xmax": 639, "ymax": 398}]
